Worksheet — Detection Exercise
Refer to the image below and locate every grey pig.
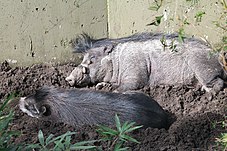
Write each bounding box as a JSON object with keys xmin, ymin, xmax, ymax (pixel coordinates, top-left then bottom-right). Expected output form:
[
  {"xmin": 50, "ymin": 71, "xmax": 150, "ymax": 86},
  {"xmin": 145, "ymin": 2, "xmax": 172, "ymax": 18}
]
[
  {"xmin": 66, "ymin": 33, "xmax": 227, "ymax": 92},
  {"xmin": 19, "ymin": 86, "xmax": 169, "ymax": 129}
]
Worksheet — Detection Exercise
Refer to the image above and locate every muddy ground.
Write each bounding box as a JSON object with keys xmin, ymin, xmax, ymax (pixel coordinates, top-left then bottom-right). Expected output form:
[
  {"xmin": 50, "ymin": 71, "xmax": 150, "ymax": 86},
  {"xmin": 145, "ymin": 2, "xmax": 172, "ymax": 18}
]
[{"xmin": 0, "ymin": 61, "xmax": 226, "ymax": 151}]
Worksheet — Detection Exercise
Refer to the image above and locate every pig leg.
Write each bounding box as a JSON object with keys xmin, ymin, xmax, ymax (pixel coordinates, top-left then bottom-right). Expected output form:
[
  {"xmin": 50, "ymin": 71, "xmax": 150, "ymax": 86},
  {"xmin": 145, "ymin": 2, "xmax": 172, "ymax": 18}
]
[
  {"xmin": 201, "ymin": 77, "xmax": 224, "ymax": 93},
  {"xmin": 190, "ymin": 64, "xmax": 224, "ymax": 93},
  {"xmin": 193, "ymin": 67, "xmax": 224, "ymax": 93},
  {"xmin": 95, "ymin": 82, "xmax": 112, "ymax": 90},
  {"xmin": 187, "ymin": 52, "xmax": 225, "ymax": 93},
  {"xmin": 115, "ymin": 75, "xmax": 148, "ymax": 92}
]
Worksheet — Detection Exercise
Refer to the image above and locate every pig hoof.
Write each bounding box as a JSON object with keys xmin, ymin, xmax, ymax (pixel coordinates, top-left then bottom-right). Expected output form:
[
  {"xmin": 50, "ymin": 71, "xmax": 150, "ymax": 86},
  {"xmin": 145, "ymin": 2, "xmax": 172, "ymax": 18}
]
[
  {"xmin": 201, "ymin": 86, "xmax": 211, "ymax": 92},
  {"xmin": 96, "ymin": 82, "xmax": 112, "ymax": 90}
]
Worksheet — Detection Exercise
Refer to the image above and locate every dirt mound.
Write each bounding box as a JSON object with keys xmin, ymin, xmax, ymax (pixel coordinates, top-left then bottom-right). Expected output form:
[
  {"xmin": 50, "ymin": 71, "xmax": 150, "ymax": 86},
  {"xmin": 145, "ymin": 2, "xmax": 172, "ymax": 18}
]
[{"xmin": 0, "ymin": 62, "xmax": 226, "ymax": 150}]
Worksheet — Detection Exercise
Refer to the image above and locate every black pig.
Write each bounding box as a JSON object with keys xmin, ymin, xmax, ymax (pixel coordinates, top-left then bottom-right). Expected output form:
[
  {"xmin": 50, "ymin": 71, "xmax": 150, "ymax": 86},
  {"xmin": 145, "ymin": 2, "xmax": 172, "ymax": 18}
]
[{"xmin": 19, "ymin": 86, "xmax": 169, "ymax": 129}]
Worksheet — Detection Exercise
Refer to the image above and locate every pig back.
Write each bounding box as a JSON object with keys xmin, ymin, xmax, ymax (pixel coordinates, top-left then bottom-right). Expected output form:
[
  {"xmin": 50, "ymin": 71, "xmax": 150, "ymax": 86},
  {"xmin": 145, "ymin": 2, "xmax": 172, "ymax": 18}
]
[
  {"xmin": 110, "ymin": 39, "xmax": 196, "ymax": 87},
  {"xmin": 44, "ymin": 88, "xmax": 168, "ymax": 128}
]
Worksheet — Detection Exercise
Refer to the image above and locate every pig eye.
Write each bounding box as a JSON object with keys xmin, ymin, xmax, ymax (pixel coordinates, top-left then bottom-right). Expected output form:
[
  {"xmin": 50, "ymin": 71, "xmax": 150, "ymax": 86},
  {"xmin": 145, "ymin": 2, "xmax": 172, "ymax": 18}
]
[
  {"xmin": 25, "ymin": 104, "xmax": 30, "ymax": 110},
  {"xmin": 90, "ymin": 56, "xmax": 96, "ymax": 63}
]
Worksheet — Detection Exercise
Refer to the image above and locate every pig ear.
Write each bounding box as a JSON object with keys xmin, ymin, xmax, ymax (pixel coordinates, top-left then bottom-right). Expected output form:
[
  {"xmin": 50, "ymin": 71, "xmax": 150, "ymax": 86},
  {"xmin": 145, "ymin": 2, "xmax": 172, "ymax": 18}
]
[
  {"xmin": 82, "ymin": 66, "xmax": 89, "ymax": 74},
  {"xmin": 103, "ymin": 45, "xmax": 114, "ymax": 54},
  {"xmin": 40, "ymin": 106, "xmax": 46, "ymax": 115},
  {"xmin": 219, "ymin": 51, "xmax": 227, "ymax": 71}
]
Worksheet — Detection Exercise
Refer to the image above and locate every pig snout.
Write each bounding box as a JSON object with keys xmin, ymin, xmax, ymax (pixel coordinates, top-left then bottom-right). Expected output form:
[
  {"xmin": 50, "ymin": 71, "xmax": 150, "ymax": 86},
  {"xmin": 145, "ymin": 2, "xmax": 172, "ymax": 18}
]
[{"xmin": 65, "ymin": 75, "xmax": 75, "ymax": 86}]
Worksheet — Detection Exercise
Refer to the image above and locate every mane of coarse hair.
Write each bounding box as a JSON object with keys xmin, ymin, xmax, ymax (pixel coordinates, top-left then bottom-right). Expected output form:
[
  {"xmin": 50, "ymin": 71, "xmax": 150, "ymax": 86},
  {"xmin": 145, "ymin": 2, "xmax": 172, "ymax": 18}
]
[
  {"xmin": 71, "ymin": 32, "xmax": 202, "ymax": 53},
  {"xmin": 32, "ymin": 86, "xmax": 50, "ymax": 102},
  {"xmin": 71, "ymin": 33, "xmax": 102, "ymax": 53}
]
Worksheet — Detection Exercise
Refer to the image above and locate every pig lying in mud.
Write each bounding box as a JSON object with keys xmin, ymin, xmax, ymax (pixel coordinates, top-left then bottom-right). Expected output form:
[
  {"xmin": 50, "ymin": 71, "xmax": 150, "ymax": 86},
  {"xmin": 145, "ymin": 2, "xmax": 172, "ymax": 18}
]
[
  {"xmin": 66, "ymin": 33, "xmax": 227, "ymax": 92},
  {"xmin": 19, "ymin": 86, "xmax": 169, "ymax": 129}
]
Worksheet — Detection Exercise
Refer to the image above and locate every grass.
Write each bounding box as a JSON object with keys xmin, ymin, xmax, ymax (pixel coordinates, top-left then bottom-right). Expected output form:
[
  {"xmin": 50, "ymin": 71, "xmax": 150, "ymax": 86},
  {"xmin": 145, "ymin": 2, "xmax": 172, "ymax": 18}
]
[
  {"xmin": 25, "ymin": 114, "xmax": 142, "ymax": 151},
  {"xmin": 0, "ymin": 94, "xmax": 20, "ymax": 151},
  {"xmin": 215, "ymin": 116, "xmax": 227, "ymax": 151},
  {"xmin": 97, "ymin": 114, "xmax": 143, "ymax": 150},
  {"xmin": 25, "ymin": 130, "xmax": 97, "ymax": 151},
  {"xmin": 216, "ymin": 133, "xmax": 227, "ymax": 150}
]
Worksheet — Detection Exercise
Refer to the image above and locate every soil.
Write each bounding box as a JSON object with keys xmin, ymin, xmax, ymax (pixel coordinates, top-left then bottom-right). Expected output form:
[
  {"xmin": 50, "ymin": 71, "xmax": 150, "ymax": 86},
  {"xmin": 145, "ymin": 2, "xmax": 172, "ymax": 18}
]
[{"xmin": 0, "ymin": 61, "xmax": 226, "ymax": 151}]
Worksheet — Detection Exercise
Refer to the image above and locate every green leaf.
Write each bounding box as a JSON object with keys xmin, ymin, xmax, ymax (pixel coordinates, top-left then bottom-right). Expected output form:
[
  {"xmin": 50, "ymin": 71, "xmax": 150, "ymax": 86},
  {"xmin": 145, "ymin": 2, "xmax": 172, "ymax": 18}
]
[
  {"xmin": 223, "ymin": 46, "xmax": 227, "ymax": 51},
  {"xmin": 70, "ymin": 140, "xmax": 97, "ymax": 150},
  {"xmin": 45, "ymin": 134, "xmax": 54, "ymax": 145},
  {"xmin": 221, "ymin": 133, "xmax": 227, "ymax": 143},
  {"xmin": 5, "ymin": 130, "xmax": 21, "ymax": 137},
  {"xmin": 38, "ymin": 130, "xmax": 45, "ymax": 147},
  {"xmin": 194, "ymin": 11, "xmax": 205, "ymax": 22},
  {"xmin": 54, "ymin": 141, "xmax": 64, "ymax": 150},
  {"xmin": 148, "ymin": 0, "xmax": 163, "ymax": 11},
  {"xmin": 52, "ymin": 131, "xmax": 76, "ymax": 150},
  {"xmin": 73, "ymin": 140, "xmax": 98, "ymax": 146},
  {"xmin": 53, "ymin": 138, "xmax": 65, "ymax": 149},
  {"xmin": 0, "ymin": 94, "xmax": 15, "ymax": 112},
  {"xmin": 183, "ymin": 19, "xmax": 190, "ymax": 25},
  {"xmin": 118, "ymin": 147, "xmax": 129, "ymax": 151},
  {"xmin": 102, "ymin": 131, "xmax": 118, "ymax": 137},
  {"xmin": 222, "ymin": 36, "xmax": 227, "ymax": 43},
  {"xmin": 147, "ymin": 15, "xmax": 163, "ymax": 26},
  {"xmin": 148, "ymin": 6, "xmax": 159, "ymax": 11},
  {"xmin": 124, "ymin": 125, "xmax": 143, "ymax": 133},
  {"xmin": 0, "ymin": 117, "xmax": 11, "ymax": 131},
  {"xmin": 49, "ymin": 131, "xmax": 75, "ymax": 144},
  {"xmin": 121, "ymin": 122, "xmax": 135, "ymax": 132},
  {"xmin": 64, "ymin": 135, "xmax": 72, "ymax": 148},
  {"xmin": 114, "ymin": 142, "xmax": 129, "ymax": 151},
  {"xmin": 121, "ymin": 121, "xmax": 130, "ymax": 132},
  {"xmin": 25, "ymin": 144, "xmax": 41, "ymax": 150},
  {"xmin": 115, "ymin": 114, "xmax": 122, "ymax": 132},
  {"xmin": 120, "ymin": 134, "xmax": 140, "ymax": 144},
  {"xmin": 178, "ymin": 28, "xmax": 185, "ymax": 43},
  {"xmin": 97, "ymin": 125, "xmax": 118, "ymax": 136},
  {"xmin": 70, "ymin": 145, "xmax": 96, "ymax": 150}
]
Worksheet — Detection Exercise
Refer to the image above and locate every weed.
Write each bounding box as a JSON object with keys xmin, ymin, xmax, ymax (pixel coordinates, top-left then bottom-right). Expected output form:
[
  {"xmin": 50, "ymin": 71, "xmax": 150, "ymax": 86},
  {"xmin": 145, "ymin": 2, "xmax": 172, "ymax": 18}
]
[
  {"xmin": 216, "ymin": 133, "xmax": 227, "ymax": 150},
  {"xmin": 147, "ymin": 15, "xmax": 164, "ymax": 26},
  {"xmin": 24, "ymin": 114, "xmax": 142, "ymax": 150},
  {"xmin": 148, "ymin": 0, "xmax": 163, "ymax": 11},
  {"xmin": 97, "ymin": 114, "xmax": 143, "ymax": 150},
  {"xmin": 25, "ymin": 130, "xmax": 97, "ymax": 151},
  {"xmin": 194, "ymin": 11, "xmax": 206, "ymax": 22},
  {"xmin": 0, "ymin": 94, "xmax": 20, "ymax": 151},
  {"xmin": 178, "ymin": 28, "xmax": 186, "ymax": 43},
  {"xmin": 215, "ymin": 115, "xmax": 227, "ymax": 150},
  {"xmin": 160, "ymin": 35, "xmax": 178, "ymax": 52},
  {"xmin": 186, "ymin": 0, "xmax": 200, "ymax": 6}
]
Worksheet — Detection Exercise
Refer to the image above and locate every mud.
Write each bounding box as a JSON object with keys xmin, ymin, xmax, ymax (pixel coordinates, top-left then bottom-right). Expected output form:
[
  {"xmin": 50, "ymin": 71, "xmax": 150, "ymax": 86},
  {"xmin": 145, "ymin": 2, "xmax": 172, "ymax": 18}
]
[{"xmin": 0, "ymin": 61, "xmax": 226, "ymax": 150}]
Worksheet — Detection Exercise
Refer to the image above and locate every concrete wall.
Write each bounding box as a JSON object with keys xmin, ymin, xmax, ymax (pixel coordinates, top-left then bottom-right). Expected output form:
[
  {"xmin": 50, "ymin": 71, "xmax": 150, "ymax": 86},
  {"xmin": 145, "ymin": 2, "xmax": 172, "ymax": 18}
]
[
  {"xmin": 108, "ymin": 0, "xmax": 226, "ymax": 45},
  {"xmin": 0, "ymin": 0, "xmax": 226, "ymax": 66},
  {"xmin": 0, "ymin": 0, "xmax": 107, "ymax": 66}
]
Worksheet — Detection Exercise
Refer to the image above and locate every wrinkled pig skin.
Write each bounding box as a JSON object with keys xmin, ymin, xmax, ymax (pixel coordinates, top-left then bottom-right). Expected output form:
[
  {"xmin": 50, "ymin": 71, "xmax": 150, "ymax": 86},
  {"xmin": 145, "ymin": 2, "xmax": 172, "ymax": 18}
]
[
  {"xmin": 19, "ymin": 86, "xmax": 169, "ymax": 129},
  {"xmin": 66, "ymin": 33, "xmax": 227, "ymax": 92}
]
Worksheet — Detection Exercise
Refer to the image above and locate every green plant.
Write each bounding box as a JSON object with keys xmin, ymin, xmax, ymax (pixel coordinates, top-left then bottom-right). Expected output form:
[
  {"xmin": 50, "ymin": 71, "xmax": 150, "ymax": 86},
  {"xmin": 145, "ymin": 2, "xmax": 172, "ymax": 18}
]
[
  {"xmin": 148, "ymin": 0, "xmax": 163, "ymax": 11},
  {"xmin": 215, "ymin": 115, "xmax": 227, "ymax": 151},
  {"xmin": 147, "ymin": 15, "xmax": 164, "ymax": 26},
  {"xmin": 186, "ymin": 0, "xmax": 200, "ymax": 5},
  {"xmin": 97, "ymin": 114, "xmax": 143, "ymax": 151},
  {"xmin": 178, "ymin": 28, "xmax": 186, "ymax": 43},
  {"xmin": 25, "ymin": 130, "xmax": 97, "ymax": 151},
  {"xmin": 160, "ymin": 35, "xmax": 177, "ymax": 52},
  {"xmin": 0, "ymin": 94, "xmax": 20, "ymax": 151},
  {"xmin": 194, "ymin": 11, "xmax": 206, "ymax": 22},
  {"xmin": 212, "ymin": 36, "xmax": 227, "ymax": 52},
  {"xmin": 216, "ymin": 133, "xmax": 227, "ymax": 150}
]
